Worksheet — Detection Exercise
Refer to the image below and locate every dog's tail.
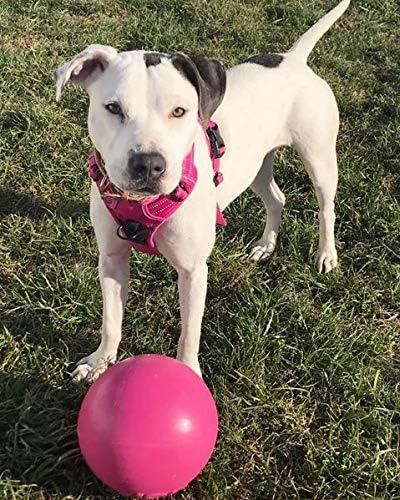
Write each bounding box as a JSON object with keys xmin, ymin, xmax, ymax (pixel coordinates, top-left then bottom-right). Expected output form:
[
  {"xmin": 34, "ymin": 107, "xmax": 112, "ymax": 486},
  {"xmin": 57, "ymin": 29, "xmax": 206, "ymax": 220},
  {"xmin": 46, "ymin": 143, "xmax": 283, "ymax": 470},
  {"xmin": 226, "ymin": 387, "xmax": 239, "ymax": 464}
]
[{"xmin": 287, "ymin": 0, "xmax": 350, "ymax": 63}]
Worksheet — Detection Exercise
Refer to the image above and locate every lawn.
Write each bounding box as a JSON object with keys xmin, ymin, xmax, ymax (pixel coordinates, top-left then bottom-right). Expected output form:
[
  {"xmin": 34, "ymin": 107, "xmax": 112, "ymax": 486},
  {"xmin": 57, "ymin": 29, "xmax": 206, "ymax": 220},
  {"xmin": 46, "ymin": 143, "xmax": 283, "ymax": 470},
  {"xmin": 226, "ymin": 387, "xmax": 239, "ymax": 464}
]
[{"xmin": 0, "ymin": 0, "xmax": 399, "ymax": 498}]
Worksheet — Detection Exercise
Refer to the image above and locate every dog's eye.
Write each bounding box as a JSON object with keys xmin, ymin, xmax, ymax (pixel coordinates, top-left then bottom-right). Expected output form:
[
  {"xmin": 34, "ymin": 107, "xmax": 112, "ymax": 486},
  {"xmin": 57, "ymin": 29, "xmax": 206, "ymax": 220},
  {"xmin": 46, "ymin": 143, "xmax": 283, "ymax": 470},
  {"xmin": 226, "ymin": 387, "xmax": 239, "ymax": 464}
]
[
  {"xmin": 171, "ymin": 107, "xmax": 186, "ymax": 118},
  {"xmin": 105, "ymin": 102, "xmax": 123, "ymax": 117}
]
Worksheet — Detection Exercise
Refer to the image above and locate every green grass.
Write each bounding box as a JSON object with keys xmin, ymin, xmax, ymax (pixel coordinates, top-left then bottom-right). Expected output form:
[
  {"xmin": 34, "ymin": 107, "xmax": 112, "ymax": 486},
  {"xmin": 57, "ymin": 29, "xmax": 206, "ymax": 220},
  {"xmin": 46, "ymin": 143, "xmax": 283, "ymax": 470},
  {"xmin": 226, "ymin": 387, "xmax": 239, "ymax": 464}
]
[{"xmin": 1, "ymin": 0, "xmax": 399, "ymax": 498}]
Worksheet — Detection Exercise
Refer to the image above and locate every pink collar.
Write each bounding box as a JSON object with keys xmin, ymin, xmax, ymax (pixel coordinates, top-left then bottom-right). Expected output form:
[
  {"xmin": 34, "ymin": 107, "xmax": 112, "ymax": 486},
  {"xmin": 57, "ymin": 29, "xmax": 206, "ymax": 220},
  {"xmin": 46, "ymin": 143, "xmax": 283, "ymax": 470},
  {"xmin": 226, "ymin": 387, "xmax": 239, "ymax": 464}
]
[{"xmin": 89, "ymin": 121, "xmax": 227, "ymax": 255}]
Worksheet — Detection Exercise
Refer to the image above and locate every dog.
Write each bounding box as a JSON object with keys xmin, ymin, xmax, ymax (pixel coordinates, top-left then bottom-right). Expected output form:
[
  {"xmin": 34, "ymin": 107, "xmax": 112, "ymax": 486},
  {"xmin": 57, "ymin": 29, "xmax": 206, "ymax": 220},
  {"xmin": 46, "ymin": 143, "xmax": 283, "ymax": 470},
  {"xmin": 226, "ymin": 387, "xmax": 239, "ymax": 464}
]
[{"xmin": 54, "ymin": 0, "xmax": 351, "ymax": 381}]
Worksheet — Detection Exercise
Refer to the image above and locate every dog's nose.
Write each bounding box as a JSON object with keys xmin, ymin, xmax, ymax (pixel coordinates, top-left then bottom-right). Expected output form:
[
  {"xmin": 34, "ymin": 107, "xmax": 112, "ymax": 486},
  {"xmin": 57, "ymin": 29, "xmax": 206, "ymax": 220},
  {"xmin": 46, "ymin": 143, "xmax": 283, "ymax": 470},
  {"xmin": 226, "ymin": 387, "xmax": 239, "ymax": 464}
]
[{"xmin": 128, "ymin": 152, "xmax": 166, "ymax": 181}]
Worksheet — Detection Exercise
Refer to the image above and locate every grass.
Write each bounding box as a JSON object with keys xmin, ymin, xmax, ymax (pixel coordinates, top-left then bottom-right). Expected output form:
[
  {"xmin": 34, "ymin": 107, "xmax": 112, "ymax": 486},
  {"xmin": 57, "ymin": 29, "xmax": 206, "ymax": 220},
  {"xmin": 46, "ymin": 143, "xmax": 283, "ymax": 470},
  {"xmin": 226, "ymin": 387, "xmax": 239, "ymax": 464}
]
[{"xmin": 0, "ymin": 0, "xmax": 399, "ymax": 498}]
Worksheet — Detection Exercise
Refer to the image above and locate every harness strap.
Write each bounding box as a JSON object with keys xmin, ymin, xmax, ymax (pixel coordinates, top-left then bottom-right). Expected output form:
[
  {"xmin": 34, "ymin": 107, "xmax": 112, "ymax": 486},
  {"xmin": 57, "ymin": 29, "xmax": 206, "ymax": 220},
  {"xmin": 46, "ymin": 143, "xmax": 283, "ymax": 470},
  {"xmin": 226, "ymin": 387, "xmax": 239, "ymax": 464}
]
[
  {"xmin": 206, "ymin": 121, "xmax": 225, "ymax": 188},
  {"xmin": 206, "ymin": 121, "xmax": 227, "ymax": 226}
]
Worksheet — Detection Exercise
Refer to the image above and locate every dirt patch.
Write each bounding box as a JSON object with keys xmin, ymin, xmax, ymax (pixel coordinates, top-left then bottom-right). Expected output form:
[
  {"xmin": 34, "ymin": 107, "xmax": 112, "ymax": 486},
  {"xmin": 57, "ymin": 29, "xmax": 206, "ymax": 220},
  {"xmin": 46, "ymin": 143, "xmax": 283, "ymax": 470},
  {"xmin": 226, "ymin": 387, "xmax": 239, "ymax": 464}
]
[{"xmin": 3, "ymin": 33, "xmax": 42, "ymax": 49}]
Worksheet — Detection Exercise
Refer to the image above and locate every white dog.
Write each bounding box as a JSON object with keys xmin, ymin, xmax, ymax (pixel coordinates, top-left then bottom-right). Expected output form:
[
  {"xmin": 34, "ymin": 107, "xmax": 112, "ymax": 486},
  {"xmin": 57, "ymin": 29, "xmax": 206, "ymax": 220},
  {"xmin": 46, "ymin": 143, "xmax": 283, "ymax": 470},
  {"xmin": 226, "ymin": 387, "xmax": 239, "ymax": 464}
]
[{"xmin": 55, "ymin": 0, "xmax": 351, "ymax": 381}]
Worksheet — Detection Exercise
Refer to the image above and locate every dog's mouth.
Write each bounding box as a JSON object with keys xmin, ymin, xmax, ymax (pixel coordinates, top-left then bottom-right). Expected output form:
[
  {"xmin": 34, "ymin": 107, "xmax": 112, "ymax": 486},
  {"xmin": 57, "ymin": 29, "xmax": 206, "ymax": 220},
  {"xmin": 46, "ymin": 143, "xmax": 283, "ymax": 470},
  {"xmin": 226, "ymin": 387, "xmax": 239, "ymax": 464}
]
[
  {"xmin": 134, "ymin": 187, "xmax": 158, "ymax": 196},
  {"xmin": 120, "ymin": 180, "xmax": 161, "ymax": 198}
]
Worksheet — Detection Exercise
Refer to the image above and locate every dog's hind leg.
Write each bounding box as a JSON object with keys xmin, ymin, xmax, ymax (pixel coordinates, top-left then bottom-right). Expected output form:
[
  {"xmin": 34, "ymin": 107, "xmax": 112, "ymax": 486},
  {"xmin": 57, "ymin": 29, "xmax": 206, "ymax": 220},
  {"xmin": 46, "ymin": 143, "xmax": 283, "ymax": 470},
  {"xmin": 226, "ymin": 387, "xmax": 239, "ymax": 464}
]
[
  {"xmin": 248, "ymin": 150, "xmax": 286, "ymax": 262},
  {"xmin": 296, "ymin": 142, "xmax": 338, "ymax": 273},
  {"xmin": 291, "ymin": 81, "xmax": 339, "ymax": 274}
]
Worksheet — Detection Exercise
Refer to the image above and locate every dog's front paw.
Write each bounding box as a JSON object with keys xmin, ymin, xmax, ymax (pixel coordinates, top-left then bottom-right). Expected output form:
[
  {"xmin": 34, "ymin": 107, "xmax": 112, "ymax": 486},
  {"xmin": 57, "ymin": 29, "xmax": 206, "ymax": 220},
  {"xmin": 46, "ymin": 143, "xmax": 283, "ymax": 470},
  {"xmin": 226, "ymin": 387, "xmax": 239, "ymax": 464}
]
[
  {"xmin": 70, "ymin": 350, "xmax": 116, "ymax": 383},
  {"xmin": 315, "ymin": 246, "xmax": 338, "ymax": 273},
  {"xmin": 248, "ymin": 240, "xmax": 276, "ymax": 262}
]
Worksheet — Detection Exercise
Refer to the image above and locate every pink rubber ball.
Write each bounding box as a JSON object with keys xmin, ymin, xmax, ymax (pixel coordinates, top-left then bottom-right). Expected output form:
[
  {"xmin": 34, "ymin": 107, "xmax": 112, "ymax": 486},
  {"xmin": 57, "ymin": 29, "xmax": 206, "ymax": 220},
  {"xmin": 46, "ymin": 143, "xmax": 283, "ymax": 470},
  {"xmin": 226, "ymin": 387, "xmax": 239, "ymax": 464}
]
[{"xmin": 77, "ymin": 354, "xmax": 218, "ymax": 498}]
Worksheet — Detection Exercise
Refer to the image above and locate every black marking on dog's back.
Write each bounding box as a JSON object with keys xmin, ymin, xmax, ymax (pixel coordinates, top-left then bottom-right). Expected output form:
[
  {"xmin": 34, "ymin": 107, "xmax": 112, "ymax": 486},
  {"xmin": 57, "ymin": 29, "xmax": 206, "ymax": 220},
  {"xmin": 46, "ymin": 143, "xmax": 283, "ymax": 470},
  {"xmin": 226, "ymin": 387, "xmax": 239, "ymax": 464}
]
[
  {"xmin": 244, "ymin": 54, "xmax": 284, "ymax": 68},
  {"xmin": 144, "ymin": 52, "xmax": 165, "ymax": 67}
]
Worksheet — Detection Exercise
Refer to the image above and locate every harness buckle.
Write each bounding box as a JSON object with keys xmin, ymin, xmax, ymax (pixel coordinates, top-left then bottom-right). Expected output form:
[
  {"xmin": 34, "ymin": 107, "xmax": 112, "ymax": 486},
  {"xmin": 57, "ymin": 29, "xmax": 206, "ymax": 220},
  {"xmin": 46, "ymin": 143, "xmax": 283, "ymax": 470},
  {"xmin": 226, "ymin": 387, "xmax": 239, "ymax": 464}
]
[
  {"xmin": 213, "ymin": 171, "xmax": 224, "ymax": 187},
  {"xmin": 117, "ymin": 221, "xmax": 151, "ymax": 245},
  {"xmin": 169, "ymin": 182, "xmax": 188, "ymax": 202},
  {"xmin": 206, "ymin": 124, "xmax": 225, "ymax": 159}
]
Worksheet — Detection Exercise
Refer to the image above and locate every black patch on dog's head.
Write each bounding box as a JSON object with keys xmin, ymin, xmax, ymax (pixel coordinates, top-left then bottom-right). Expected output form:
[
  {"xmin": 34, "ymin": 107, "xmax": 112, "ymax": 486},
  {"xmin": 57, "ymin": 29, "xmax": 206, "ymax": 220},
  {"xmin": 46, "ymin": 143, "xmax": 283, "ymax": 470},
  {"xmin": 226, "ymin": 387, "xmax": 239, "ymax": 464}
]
[
  {"xmin": 171, "ymin": 54, "xmax": 226, "ymax": 123},
  {"xmin": 144, "ymin": 52, "xmax": 164, "ymax": 67},
  {"xmin": 244, "ymin": 53, "xmax": 284, "ymax": 68}
]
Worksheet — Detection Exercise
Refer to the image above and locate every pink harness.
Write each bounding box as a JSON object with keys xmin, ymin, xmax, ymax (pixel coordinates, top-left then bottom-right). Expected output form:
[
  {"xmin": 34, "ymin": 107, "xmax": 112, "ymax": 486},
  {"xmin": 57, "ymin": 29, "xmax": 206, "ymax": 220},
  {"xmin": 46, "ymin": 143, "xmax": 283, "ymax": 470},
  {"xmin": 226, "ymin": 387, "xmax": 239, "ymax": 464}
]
[{"xmin": 88, "ymin": 121, "xmax": 227, "ymax": 255}]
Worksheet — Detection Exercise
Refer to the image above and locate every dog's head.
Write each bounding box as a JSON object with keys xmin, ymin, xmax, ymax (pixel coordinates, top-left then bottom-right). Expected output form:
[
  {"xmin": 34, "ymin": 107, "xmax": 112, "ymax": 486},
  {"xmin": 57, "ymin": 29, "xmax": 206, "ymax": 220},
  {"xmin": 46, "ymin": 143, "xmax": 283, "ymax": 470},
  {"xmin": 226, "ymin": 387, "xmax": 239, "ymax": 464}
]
[{"xmin": 54, "ymin": 45, "xmax": 226, "ymax": 196}]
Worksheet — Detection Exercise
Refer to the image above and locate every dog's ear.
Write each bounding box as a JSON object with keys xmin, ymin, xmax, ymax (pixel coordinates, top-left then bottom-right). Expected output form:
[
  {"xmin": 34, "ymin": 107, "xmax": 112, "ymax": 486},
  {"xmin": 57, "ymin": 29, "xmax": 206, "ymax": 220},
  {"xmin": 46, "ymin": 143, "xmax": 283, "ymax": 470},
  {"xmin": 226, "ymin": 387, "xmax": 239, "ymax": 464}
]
[
  {"xmin": 171, "ymin": 54, "xmax": 226, "ymax": 123},
  {"xmin": 54, "ymin": 44, "xmax": 117, "ymax": 101}
]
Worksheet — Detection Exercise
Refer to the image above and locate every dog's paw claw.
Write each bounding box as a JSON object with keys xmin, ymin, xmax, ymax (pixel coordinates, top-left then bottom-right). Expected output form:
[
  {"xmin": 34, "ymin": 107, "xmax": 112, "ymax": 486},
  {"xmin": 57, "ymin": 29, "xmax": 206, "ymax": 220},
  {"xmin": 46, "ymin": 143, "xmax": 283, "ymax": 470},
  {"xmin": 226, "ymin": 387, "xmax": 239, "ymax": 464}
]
[
  {"xmin": 70, "ymin": 364, "xmax": 96, "ymax": 383},
  {"xmin": 248, "ymin": 242, "xmax": 275, "ymax": 262},
  {"xmin": 315, "ymin": 249, "xmax": 338, "ymax": 274},
  {"xmin": 70, "ymin": 352, "xmax": 115, "ymax": 383}
]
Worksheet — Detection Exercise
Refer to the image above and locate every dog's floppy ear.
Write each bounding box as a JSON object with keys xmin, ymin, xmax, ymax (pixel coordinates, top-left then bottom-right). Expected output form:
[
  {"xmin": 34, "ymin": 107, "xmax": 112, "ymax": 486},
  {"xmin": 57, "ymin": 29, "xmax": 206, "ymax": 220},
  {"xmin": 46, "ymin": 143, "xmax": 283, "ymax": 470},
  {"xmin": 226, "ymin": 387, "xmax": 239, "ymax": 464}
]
[
  {"xmin": 54, "ymin": 44, "xmax": 117, "ymax": 101},
  {"xmin": 171, "ymin": 54, "xmax": 226, "ymax": 123}
]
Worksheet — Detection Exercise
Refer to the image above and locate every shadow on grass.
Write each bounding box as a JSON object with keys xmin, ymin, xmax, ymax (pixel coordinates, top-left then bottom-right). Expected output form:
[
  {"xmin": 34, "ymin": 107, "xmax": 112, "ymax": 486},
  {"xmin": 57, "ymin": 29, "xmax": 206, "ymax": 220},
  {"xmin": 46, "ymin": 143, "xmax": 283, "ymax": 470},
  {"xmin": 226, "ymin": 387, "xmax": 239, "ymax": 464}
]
[
  {"xmin": 0, "ymin": 310, "xmax": 97, "ymax": 361},
  {"xmin": 0, "ymin": 187, "xmax": 88, "ymax": 220},
  {"xmin": 0, "ymin": 371, "xmax": 116, "ymax": 498}
]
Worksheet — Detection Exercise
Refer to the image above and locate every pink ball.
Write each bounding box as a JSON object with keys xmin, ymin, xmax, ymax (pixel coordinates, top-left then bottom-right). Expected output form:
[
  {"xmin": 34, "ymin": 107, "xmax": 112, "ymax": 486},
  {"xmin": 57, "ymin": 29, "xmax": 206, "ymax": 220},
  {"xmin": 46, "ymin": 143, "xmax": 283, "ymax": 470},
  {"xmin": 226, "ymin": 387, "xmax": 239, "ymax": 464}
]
[{"xmin": 77, "ymin": 354, "xmax": 218, "ymax": 498}]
